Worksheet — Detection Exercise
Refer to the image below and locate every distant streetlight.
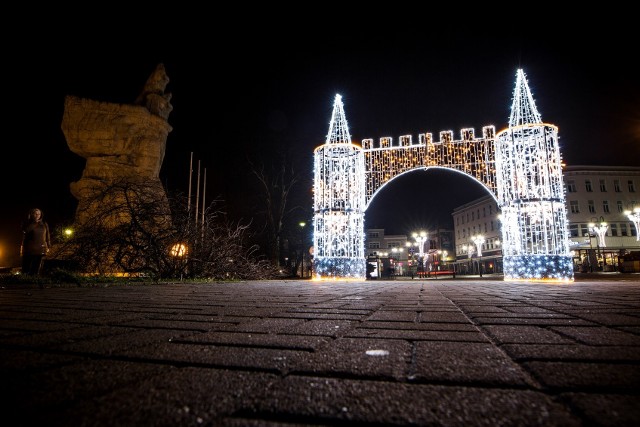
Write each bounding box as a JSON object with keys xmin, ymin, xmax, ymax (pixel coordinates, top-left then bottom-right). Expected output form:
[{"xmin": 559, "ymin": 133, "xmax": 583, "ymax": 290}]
[
  {"xmin": 412, "ymin": 231, "xmax": 427, "ymax": 258},
  {"xmin": 589, "ymin": 217, "xmax": 608, "ymax": 269},
  {"xmin": 471, "ymin": 234, "xmax": 485, "ymax": 277},
  {"xmin": 412, "ymin": 231, "xmax": 428, "ymax": 274},
  {"xmin": 588, "ymin": 217, "xmax": 608, "ymax": 248},
  {"xmin": 625, "ymin": 207, "xmax": 640, "ymax": 241},
  {"xmin": 462, "ymin": 244, "xmax": 474, "ymax": 259},
  {"xmin": 471, "ymin": 235, "xmax": 485, "ymax": 257}
]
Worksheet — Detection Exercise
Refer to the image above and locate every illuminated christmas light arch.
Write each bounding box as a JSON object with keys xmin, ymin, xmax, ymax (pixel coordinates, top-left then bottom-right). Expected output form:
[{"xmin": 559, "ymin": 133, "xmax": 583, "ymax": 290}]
[{"xmin": 312, "ymin": 70, "xmax": 574, "ymax": 282}]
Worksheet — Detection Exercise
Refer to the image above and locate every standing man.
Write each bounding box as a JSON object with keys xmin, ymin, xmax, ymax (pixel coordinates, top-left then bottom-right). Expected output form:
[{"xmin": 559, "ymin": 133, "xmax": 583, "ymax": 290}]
[{"xmin": 21, "ymin": 208, "xmax": 51, "ymax": 275}]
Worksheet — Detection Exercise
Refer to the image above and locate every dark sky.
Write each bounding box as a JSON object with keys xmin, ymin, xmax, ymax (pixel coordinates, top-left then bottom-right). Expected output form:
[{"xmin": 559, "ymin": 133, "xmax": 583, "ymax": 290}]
[{"xmin": 2, "ymin": 22, "xmax": 639, "ymax": 265}]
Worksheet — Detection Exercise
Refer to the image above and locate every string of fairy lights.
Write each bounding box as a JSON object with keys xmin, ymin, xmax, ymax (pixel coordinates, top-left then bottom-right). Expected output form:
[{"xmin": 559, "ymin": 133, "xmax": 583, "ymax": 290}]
[{"xmin": 312, "ymin": 70, "xmax": 574, "ymax": 282}]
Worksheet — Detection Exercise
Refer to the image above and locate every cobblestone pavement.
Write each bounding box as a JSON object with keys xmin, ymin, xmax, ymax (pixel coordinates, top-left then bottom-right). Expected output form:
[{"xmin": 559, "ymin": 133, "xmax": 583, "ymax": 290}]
[{"xmin": 1, "ymin": 277, "xmax": 639, "ymax": 426}]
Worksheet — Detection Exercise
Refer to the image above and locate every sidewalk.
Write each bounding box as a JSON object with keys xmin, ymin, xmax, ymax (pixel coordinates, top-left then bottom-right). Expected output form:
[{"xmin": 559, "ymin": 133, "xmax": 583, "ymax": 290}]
[{"xmin": 1, "ymin": 278, "xmax": 640, "ymax": 426}]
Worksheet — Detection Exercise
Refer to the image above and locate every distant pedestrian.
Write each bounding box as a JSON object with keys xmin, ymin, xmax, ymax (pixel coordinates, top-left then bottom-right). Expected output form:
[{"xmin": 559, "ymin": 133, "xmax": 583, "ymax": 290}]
[{"xmin": 21, "ymin": 208, "xmax": 51, "ymax": 275}]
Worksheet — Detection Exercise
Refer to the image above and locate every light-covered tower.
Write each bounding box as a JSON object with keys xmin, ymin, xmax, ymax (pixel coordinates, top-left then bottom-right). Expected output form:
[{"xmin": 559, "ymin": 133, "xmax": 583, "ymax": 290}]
[
  {"xmin": 312, "ymin": 94, "xmax": 366, "ymax": 279},
  {"xmin": 495, "ymin": 69, "xmax": 573, "ymax": 281}
]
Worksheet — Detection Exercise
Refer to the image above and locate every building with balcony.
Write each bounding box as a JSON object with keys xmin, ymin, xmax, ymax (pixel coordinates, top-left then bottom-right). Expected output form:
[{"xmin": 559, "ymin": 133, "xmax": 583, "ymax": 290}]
[
  {"xmin": 451, "ymin": 195, "xmax": 503, "ymax": 275},
  {"xmin": 564, "ymin": 165, "xmax": 640, "ymax": 271},
  {"xmin": 450, "ymin": 165, "xmax": 640, "ymax": 274}
]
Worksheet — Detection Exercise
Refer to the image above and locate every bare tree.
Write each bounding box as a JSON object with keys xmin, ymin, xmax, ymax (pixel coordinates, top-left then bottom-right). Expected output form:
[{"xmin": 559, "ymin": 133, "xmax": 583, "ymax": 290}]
[
  {"xmin": 51, "ymin": 179, "xmax": 278, "ymax": 280},
  {"xmin": 247, "ymin": 149, "xmax": 304, "ymax": 267}
]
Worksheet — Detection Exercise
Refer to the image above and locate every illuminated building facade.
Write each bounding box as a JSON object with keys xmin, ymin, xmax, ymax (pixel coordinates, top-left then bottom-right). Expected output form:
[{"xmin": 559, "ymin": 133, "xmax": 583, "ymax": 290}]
[{"xmin": 313, "ymin": 69, "xmax": 574, "ymax": 281}]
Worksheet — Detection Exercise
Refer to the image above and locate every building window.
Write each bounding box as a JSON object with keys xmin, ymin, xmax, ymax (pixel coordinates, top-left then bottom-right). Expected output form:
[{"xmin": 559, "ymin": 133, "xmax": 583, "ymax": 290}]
[
  {"xmin": 483, "ymin": 207, "xmax": 486, "ymax": 217},
  {"xmin": 588, "ymin": 200, "xmax": 595, "ymax": 213},
  {"xmin": 570, "ymin": 200, "xmax": 579, "ymax": 213},
  {"xmin": 631, "ymin": 224, "xmax": 637, "ymax": 238},
  {"xmin": 617, "ymin": 201, "xmax": 624, "ymax": 213},
  {"xmin": 585, "ymin": 180, "xmax": 593, "ymax": 192},
  {"xmin": 603, "ymin": 201, "xmax": 610, "ymax": 213},
  {"xmin": 567, "ymin": 180, "xmax": 576, "ymax": 192},
  {"xmin": 610, "ymin": 223, "xmax": 618, "ymax": 237},
  {"xmin": 491, "ymin": 220, "xmax": 494, "ymax": 231},
  {"xmin": 580, "ymin": 224, "xmax": 590, "ymax": 237},
  {"xmin": 569, "ymin": 224, "xmax": 579, "ymax": 237},
  {"xmin": 629, "ymin": 180, "xmax": 636, "ymax": 192},
  {"xmin": 369, "ymin": 242, "xmax": 380, "ymax": 249},
  {"xmin": 369, "ymin": 232, "xmax": 379, "ymax": 238},
  {"xmin": 614, "ymin": 179, "xmax": 621, "ymax": 192},
  {"xmin": 489, "ymin": 205, "xmax": 493, "ymax": 214},
  {"xmin": 621, "ymin": 224, "xmax": 628, "ymax": 236},
  {"xmin": 599, "ymin": 179, "xmax": 607, "ymax": 192}
]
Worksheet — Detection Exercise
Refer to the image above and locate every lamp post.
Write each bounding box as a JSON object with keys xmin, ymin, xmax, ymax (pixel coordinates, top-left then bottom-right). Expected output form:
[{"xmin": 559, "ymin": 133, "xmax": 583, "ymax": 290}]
[
  {"xmin": 589, "ymin": 217, "xmax": 607, "ymax": 269},
  {"xmin": 471, "ymin": 234, "xmax": 485, "ymax": 277},
  {"xmin": 625, "ymin": 207, "xmax": 640, "ymax": 241},
  {"xmin": 584, "ymin": 231, "xmax": 594, "ymax": 272},
  {"xmin": 391, "ymin": 247, "xmax": 404, "ymax": 276},
  {"xmin": 462, "ymin": 244, "xmax": 474, "ymax": 275},
  {"xmin": 299, "ymin": 222, "xmax": 306, "ymax": 278},
  {"xmin": 412, "ymin": 231, "xmax": 428, "ymax": 276}
]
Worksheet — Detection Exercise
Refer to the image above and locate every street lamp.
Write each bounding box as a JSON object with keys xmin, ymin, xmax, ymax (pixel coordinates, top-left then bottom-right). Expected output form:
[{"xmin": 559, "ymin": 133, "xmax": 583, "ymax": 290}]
[
  {"xmin": 471, "ymin": 235, "xmax": 485, "ymax": 277},
  {"xmin": 462, "ymin": 244, "xmax": 474, "ymax": 258},
  {"xmin": 412, "ymin": 231, "xmax": 428, "ymax": 275},
  {"xmin": 625, "ymin": 207, "xmax": 640, "ymax": 241},
  {"xmin": 589, "ymin": 217, "xmax": 607, "ymax": 269},
  {"xmin": 299, "ymin": 222, "xmax": 306, "ymax": 278},
  {"xmin": 471, "ymin": 235, "xmax": 485, "ymax": 257},
  {"xmin": 412, "ymin": 231, "xmax": 427, "ymax": 258},
  {"xmin": 588, "ymin": 217, "xmax": 608, "ymax": 248}
]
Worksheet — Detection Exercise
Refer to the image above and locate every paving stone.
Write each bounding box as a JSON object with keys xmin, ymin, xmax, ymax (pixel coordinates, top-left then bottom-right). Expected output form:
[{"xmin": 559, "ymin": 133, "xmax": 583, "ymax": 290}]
[
  {"xmin": 410, "ymin": 341, "xmax": 531, "ymax": 386},
  {"xmin": 1, "ymin": 278, "xmax": 638, "ymax": 425}
]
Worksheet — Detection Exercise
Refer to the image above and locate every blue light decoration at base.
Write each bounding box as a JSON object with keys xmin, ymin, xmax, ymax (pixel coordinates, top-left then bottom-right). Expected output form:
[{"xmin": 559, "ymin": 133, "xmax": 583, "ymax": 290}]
[
  {"xmin": 503, "ymin": 255, "xmax": 574, "ymax": 282},
  {"xmin": 313, "ymin": 257, "xmax": 366, "ymax": 280}
]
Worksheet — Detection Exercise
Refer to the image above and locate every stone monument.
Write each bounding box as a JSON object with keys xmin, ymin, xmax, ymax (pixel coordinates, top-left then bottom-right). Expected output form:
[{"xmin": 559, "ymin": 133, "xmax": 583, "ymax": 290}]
[{"xmin": 61, "ymin": 63, "xmax": 173, "ymax": 226}]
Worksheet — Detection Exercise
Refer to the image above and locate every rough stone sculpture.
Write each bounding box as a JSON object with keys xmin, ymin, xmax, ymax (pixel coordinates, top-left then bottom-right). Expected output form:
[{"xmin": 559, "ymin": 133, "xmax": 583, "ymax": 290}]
[{"xmin": 61, "ymin": 63, "xmax": 173, "ymax": 225}]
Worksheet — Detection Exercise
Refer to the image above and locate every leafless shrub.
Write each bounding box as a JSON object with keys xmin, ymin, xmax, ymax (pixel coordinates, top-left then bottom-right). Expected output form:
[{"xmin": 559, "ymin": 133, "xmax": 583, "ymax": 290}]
[{"xmin": 52, "ymin": 179, "xmax": 278, "ymax": 280}]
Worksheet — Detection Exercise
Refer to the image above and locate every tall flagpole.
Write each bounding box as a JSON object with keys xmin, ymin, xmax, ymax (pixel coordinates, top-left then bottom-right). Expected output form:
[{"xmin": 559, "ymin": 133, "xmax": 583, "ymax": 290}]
[
  {"xmin": 195, "ymin": 160, "xmax": 201, "ymax": 226},
  {"xmin": 187, "ymin": 152, "xmax": 193, "ymax": 215},
  {"xmin": 201, "ymin": 168, "xmax": 206, "ymax": 226},
  {"xmin": 201, "ymin": 168, "xmax": 206, "ymax": 240}
]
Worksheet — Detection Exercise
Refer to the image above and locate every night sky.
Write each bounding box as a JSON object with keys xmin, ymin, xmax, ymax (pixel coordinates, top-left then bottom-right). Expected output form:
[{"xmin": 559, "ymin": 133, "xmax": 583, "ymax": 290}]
[{"xmin": 2, "ymin": 23, "xmax": 639, "ymax": 266}]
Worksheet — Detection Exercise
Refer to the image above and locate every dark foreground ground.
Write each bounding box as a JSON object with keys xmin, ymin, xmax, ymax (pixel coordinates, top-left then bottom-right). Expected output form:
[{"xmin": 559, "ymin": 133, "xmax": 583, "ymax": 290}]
[{"xmin": 1, "ymin": 275, "xmax": 639, "ymax": 426}]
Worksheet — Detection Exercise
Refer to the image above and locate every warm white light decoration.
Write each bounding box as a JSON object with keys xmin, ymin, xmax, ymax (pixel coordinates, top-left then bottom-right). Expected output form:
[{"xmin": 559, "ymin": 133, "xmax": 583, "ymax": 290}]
[
  {"xmin": 312, "ymin": 94, "xmax": 366, "ymax": 279},
  {"xmin": 589, "ymin": 220, "xmax": 608, "ymax": 248},
  {"xmin": 472, "ymin": 235, "xmax": 485, "ymax": 257},
  {"xmin": 312, "ymin": 69, "xmax": 573, "ymax": 282},
  {"xmin": 625, "ymin": 208, "xmax": 640, "ymax": 241},
  {"xmin": 495, "ymin": 69, "xmax": 573, "ymax": 281},
  {"xmin": 362, "ymin": 127, "xmax": 497, "ymax": 207}
]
